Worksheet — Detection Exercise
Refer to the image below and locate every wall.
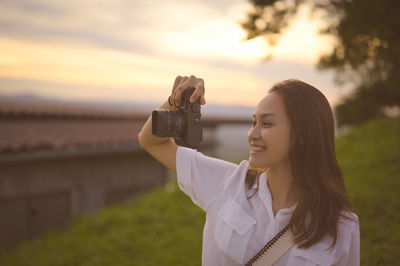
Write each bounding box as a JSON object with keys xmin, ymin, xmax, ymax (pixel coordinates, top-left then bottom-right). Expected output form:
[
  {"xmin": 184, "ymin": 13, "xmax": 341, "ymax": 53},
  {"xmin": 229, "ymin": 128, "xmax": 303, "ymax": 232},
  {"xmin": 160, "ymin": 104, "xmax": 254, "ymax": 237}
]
[{"xmin": 0, "ymin": 151, "xmax": 166, "ymax": 249}]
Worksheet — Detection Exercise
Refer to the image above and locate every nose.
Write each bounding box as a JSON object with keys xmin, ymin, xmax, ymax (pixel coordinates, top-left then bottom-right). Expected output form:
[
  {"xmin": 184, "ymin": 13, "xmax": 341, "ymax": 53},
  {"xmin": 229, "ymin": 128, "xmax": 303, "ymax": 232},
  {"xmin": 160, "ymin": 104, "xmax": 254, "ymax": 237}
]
[{"xmin": 247, "ymin": 125, "xmax": 260, "ymax": 142}]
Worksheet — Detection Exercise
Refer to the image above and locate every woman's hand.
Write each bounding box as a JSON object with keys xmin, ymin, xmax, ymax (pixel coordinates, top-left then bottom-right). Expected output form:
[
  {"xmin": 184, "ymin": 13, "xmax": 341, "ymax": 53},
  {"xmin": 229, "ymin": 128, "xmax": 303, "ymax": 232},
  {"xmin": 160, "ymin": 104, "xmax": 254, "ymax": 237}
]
[{"xmin": 170, "ymin": 75, "xmax": 206, "ymax": 108}]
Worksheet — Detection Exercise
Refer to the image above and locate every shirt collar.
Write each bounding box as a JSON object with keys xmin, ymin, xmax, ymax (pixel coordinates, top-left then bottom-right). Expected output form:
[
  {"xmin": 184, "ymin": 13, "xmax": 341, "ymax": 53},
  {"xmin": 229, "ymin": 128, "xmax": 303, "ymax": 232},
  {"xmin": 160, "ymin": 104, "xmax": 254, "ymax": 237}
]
[{"xmin": 258, "ymin": 171, "xmax": 298, "ymax": 219}]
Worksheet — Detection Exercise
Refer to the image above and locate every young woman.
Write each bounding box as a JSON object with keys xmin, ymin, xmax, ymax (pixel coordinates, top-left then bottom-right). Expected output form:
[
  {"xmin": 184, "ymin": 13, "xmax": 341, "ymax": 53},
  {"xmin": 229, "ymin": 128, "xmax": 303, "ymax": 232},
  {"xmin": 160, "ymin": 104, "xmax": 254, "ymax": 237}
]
[{"xmin": 138, "ymin": 75, "xmax": 360, "ymax": 266}]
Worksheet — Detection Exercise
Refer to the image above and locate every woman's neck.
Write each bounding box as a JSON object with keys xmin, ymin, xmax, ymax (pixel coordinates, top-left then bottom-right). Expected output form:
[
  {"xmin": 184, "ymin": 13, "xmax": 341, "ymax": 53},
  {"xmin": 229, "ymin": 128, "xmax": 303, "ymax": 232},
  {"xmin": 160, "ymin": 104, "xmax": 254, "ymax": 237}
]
[{"xmin": 266, "ymin": 163, "xmax": 300, "ymax": 214}]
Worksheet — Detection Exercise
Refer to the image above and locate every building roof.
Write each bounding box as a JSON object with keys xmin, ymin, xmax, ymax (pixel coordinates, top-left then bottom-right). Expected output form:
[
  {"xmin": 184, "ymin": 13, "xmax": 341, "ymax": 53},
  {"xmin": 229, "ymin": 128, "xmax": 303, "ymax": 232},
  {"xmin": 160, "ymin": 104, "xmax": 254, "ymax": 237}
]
[
  {"xmin": 0, "ymin": 118, "xmax": 144, "ymax": 153},
  {"xmin": 0, "ymin": 97, "xmax": 148, "ymax": 119},
  {"xmin": 0, "ymin": 98, "xmax": 147, "ymax": 160},
  {"xmin": 0, "ymin": 97, "xmax": 251, "ymax": 162}
]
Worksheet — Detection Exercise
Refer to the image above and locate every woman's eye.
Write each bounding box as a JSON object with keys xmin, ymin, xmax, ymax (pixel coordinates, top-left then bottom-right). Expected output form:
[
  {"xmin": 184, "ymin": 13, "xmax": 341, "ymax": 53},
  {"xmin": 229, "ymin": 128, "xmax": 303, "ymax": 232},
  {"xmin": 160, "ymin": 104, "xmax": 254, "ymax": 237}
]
[
  {"xmin": 251, "ymin": 121, "xmax": 272, "ymax": 127},
  {"xmin": 263, "ymin": 122, "xmax": 272, "ymax": 127}
]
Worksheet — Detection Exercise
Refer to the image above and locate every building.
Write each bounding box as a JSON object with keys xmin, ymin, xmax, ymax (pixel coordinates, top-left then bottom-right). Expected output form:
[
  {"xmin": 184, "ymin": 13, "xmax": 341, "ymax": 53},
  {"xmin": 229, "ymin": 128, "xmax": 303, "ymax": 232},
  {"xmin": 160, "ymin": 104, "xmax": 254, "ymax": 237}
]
[
  {"xmin": 0, "ymin": 98, "xmax": 166, "ymax": 249},
  {"xmin": 0, "ymin": 97, "xmax": 251, "ymax": 249}
]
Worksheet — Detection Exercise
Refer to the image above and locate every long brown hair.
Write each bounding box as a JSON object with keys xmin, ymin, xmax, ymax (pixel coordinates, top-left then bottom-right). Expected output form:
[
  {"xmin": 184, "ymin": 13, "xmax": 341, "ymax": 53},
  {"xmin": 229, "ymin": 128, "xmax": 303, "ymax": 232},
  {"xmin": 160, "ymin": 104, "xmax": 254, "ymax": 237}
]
[{"xmin": 246, "ymin": 79, "xmax": 355, "ymax": 250}]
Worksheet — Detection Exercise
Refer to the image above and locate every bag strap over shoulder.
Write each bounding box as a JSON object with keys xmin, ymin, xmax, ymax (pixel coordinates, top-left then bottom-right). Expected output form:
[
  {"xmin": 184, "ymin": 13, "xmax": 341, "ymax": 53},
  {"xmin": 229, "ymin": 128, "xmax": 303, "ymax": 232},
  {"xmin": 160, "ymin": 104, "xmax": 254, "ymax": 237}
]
[{"xmin": 246, "ymin": 223, "xmax": 295, "ymax": 266}]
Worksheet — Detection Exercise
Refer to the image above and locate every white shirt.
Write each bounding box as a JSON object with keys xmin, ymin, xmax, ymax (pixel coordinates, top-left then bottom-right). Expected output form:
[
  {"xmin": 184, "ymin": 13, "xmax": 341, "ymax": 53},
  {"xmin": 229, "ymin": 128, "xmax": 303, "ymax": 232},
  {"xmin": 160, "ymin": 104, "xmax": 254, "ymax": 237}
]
[{"xmin": 176, "ymin": 146, "xmax": 360, "ymax": 266}]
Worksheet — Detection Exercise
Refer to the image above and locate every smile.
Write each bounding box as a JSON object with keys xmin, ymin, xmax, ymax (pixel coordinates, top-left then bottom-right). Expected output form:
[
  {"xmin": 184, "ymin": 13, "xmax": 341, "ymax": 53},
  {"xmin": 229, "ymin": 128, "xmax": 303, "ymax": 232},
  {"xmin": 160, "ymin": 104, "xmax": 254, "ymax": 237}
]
[{"xmin": 250, "ymin": 145, "xmax": 266, "ymax": 152}]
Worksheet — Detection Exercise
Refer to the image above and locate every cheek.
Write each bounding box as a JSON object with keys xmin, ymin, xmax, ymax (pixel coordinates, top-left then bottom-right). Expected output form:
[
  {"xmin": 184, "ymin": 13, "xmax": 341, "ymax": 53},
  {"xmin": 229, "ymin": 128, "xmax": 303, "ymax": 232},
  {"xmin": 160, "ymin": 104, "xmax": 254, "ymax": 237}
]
[
  {"xmin": 259, "ymin": 129, "xmax": 272, "ymax": 143},
  {"xmin": 277, "ymin": 136, "xmax": 292, "ymax": 157},
  {"xmin": 261, "ymin": 129, "xmax": 291, "ymax": 152}
]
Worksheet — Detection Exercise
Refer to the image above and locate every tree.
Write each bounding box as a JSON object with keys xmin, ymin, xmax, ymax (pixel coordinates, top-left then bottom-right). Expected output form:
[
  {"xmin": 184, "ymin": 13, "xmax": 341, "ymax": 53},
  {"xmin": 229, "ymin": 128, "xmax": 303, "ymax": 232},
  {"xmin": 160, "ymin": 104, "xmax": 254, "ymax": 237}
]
[{"xmin": 241, "ymin": 0, "xmax": 400, "ymax": 126}]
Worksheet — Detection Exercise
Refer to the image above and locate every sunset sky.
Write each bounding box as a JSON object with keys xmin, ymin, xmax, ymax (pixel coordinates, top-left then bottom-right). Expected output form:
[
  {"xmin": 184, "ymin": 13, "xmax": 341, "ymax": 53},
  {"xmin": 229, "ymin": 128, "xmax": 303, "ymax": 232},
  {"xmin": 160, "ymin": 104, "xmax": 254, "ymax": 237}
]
[{"xmin": 0, "ymin": 0, "xmax": 353, "ymax": 107}]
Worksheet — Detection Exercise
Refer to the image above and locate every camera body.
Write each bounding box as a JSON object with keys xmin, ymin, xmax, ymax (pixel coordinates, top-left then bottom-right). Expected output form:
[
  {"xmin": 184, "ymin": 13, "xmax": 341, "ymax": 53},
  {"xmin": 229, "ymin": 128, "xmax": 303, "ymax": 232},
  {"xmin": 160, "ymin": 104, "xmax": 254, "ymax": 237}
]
[{"xmin": 152, "ymin": 87, "xmax": 202, "ymax": 149}]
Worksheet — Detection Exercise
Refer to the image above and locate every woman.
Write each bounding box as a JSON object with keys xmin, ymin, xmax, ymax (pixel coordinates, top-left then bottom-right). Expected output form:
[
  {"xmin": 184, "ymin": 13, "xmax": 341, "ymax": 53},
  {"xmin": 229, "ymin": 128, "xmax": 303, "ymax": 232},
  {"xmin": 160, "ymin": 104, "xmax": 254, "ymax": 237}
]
[{"xmin": 138, "ymin": 75, "xmax": 360, "ymax": 266}]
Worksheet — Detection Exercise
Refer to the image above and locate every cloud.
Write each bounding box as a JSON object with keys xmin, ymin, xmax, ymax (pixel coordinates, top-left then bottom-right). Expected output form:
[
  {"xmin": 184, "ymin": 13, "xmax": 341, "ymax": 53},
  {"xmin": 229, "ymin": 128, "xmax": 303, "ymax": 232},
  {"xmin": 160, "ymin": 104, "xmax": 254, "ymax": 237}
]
[
  {"xmin": 0, "ymin": 0, "xmax": 248, "ymax": 54},
  {"xmin": 0, "ymin": 0, "xmax": 330, "ymax": 63},
  {"xmin": 0, "ymin": 0, "xmax": 155, "ymax": 54},
  {"xmin": 0, "ymin": 0, "xmax": 348, "ymax": 106}
]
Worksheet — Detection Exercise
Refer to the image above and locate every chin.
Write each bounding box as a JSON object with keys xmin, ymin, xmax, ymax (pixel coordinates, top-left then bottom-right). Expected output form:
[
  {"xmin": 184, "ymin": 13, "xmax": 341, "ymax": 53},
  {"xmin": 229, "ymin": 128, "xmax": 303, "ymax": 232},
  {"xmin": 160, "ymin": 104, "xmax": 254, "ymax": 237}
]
[{"xmin": 249, "ymin": 158, "xmax": 268, "ymax": 169}]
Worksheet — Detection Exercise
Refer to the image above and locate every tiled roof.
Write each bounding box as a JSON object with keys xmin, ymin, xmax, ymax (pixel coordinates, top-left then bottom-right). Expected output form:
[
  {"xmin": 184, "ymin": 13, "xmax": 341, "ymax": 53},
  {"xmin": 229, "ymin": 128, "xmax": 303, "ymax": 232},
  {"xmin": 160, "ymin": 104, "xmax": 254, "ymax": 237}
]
[
  {"xmin": 0, "ymin": 97, "xmax": 148, "ymax": 119},
  {"xmin": 0, "ymin": 98, "xmax": 148, "ymax": 155},
  {"xmin": 0, "ymin": 118, "xmax": 145, "ymax": 153}
]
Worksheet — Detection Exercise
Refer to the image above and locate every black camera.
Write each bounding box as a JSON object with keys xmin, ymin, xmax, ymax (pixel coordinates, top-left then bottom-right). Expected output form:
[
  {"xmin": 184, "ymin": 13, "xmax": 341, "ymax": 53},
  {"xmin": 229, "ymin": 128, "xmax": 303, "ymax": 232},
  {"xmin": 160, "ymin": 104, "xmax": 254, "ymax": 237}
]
[{"xmin": 152, "ymin": 87, "xmax": 202, "ymax": 149}]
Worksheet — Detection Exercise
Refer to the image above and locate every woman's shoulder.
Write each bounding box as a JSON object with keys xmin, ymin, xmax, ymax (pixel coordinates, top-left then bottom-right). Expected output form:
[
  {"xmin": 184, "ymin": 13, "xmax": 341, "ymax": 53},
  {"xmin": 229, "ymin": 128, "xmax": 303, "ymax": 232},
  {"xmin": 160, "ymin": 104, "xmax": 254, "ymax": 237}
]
[
  {"xmin": 309, "ymin": 211, "xmax": 358, "ymax": 252},
  {"xmin": 337, "ymin": 210, "xmax": 359, "ymax": 231},
  {"xmin": 288, "ymin": 210, "xmax": 359, "ymax": 265},
  {"xmin": 334, "ymin": 210, "xmax": 360, "ymax": 260}
]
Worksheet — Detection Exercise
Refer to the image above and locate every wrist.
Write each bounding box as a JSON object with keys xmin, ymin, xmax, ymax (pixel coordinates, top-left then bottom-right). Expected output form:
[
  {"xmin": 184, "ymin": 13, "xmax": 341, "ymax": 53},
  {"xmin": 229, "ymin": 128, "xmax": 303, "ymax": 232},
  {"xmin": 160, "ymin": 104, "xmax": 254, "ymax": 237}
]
[{"xmin": 159, "ymin": 99, "xmax": 173, "ymax": 110}]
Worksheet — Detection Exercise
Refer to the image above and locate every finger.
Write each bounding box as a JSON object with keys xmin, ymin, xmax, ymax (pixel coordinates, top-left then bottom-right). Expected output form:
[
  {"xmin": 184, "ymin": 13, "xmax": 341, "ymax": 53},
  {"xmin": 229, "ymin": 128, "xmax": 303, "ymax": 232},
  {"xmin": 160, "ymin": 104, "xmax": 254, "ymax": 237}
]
[
  {"xmin": 200, "ymin": 95, "xmax": 206, "ymax": 105},
  {"xmin": 199, "ymin": 79, "xmax": 206, "ymax": 105},
  {"xmin": 189, "ymin": 79, "xmax": 205, "ymax": 103},
  {"xmin": 172, "ymin": 75, "xmax": 183, "ymax": 91},
  {"xmin": 171, "ymin": 76, "xmax": 186, "ymax": 106},
  {"xmin": 175, "ymin": 87, "xmax": 185, "ymax": 107},
  {"xmin": 171, "ymin": 75, "xmax": 186, "ymax": 107},
  {"xmin": 174, "ymin": 76, "xmax": 192, "ymax": 107},
  {"xmin": 171, "ymin": 88, "xmax": 177, "ymax": 107}
]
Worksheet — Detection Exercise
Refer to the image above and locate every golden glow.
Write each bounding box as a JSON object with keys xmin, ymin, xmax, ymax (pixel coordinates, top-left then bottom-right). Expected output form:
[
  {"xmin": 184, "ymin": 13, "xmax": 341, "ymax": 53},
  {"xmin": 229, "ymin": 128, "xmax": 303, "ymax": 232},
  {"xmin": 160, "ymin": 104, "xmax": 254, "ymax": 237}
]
[
  {"xmin": 160, "ymin": 18, "xmax": 270, "ymax": 62},
  {"xmin": 0, "ymin": 3, "xmax": 338, "ymax": 105},
  {"xmin": 0, "ymin": 37, "xmax": 268, "ymax": 104},
  {"xmin": 0, "ymin": 38, "xmax": 167, "ymax": 88},
  {"xmin": 271, "ymin": 6, "xmax": 335, "ymax": 64}
]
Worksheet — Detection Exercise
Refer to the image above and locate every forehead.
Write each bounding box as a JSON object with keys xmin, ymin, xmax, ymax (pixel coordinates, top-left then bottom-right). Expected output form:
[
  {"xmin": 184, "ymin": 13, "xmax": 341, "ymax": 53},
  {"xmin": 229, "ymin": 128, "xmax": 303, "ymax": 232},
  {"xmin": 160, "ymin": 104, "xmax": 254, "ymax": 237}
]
[{"xmin": 254, "ymin": 92, "xmax": 287, "ymax": 119}]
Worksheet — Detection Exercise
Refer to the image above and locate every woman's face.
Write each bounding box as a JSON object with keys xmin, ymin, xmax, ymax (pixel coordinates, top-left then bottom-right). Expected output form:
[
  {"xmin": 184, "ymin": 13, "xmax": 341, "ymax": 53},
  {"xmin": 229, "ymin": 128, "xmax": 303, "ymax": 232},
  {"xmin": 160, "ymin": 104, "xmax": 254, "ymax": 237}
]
[{"xmin": 248, "ymin": 92, "xmax": 293, "ymax": 168}]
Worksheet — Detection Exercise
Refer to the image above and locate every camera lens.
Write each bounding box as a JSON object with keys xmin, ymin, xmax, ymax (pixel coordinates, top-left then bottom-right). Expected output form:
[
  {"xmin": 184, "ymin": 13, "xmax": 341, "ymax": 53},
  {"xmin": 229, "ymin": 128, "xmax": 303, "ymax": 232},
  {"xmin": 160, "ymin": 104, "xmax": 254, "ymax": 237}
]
[{"xmin": 152, "ymin": 109, "xmax": 185, "ymax": 138}]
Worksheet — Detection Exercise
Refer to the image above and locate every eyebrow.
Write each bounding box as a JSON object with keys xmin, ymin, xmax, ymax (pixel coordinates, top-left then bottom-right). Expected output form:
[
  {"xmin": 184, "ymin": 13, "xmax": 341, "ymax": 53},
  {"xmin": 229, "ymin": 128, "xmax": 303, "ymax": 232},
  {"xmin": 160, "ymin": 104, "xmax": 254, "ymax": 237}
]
[{"xmin": 252, "ymin": 113, "xmax": 277, "ymax": 118}]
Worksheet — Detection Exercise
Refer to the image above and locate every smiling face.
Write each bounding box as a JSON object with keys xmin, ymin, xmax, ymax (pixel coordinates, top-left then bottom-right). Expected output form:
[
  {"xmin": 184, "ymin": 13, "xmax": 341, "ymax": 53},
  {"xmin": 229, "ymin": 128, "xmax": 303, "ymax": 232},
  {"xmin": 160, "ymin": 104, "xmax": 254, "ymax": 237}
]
[{"xmin": 248, "ymin": 92, "xmax": 293, "ymax": 168}]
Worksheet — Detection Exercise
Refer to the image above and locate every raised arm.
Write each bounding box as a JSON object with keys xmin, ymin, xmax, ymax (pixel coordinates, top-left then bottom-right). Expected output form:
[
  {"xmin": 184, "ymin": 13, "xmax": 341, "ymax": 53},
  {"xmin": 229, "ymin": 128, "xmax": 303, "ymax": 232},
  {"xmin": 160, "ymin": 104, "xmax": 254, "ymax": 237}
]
[
  {"xmin": 138, "ymin": 99, "xmax": 178, "ymax": 172},
  {"xmin": 137, "ymin": 75, "xmax": 206, "ymax": 173}
]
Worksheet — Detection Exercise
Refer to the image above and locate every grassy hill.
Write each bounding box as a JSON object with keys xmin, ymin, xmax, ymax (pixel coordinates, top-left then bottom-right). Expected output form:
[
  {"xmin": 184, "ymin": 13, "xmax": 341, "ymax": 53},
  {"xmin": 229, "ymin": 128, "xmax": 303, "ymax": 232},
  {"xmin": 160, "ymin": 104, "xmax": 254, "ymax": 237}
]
[
  {"xmin": 0, "ymin": 183, "xmax": 205, "ymax": 266},
  {"xmin": 0, "ymin": 117, "xmax": 399, "ymax": 266},
  {"xmin": 335, "ymin": 117, "xmax": 400, "ymax": 265}
]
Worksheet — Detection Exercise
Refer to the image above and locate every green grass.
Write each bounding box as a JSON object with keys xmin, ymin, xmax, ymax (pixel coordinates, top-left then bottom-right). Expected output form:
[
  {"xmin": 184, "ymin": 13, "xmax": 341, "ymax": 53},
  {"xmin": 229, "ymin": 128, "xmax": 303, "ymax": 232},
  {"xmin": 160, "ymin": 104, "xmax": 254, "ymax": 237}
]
[
  {"xmin": 0, "ymin": 117, "xmax": 399, "ymax": 266},
  {"xmin": 0, "ymin": 183, "xmax": 205, "ymax": 266},
  {"xmin": 335, "ymin": 117, "xmax": 400, "ymax": 266}
]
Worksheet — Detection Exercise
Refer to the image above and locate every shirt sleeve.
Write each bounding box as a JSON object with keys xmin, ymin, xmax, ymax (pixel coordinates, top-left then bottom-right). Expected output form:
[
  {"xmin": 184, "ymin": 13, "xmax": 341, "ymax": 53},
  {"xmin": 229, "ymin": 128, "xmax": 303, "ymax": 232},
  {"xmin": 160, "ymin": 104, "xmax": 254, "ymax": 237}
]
[
  {"xmin": 334, "ymin": 215, "xmax": 360, "ymax": 266},
  {"xmin": 176, "ymin": 146, "xmax": 239, "ymax": 212}
]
